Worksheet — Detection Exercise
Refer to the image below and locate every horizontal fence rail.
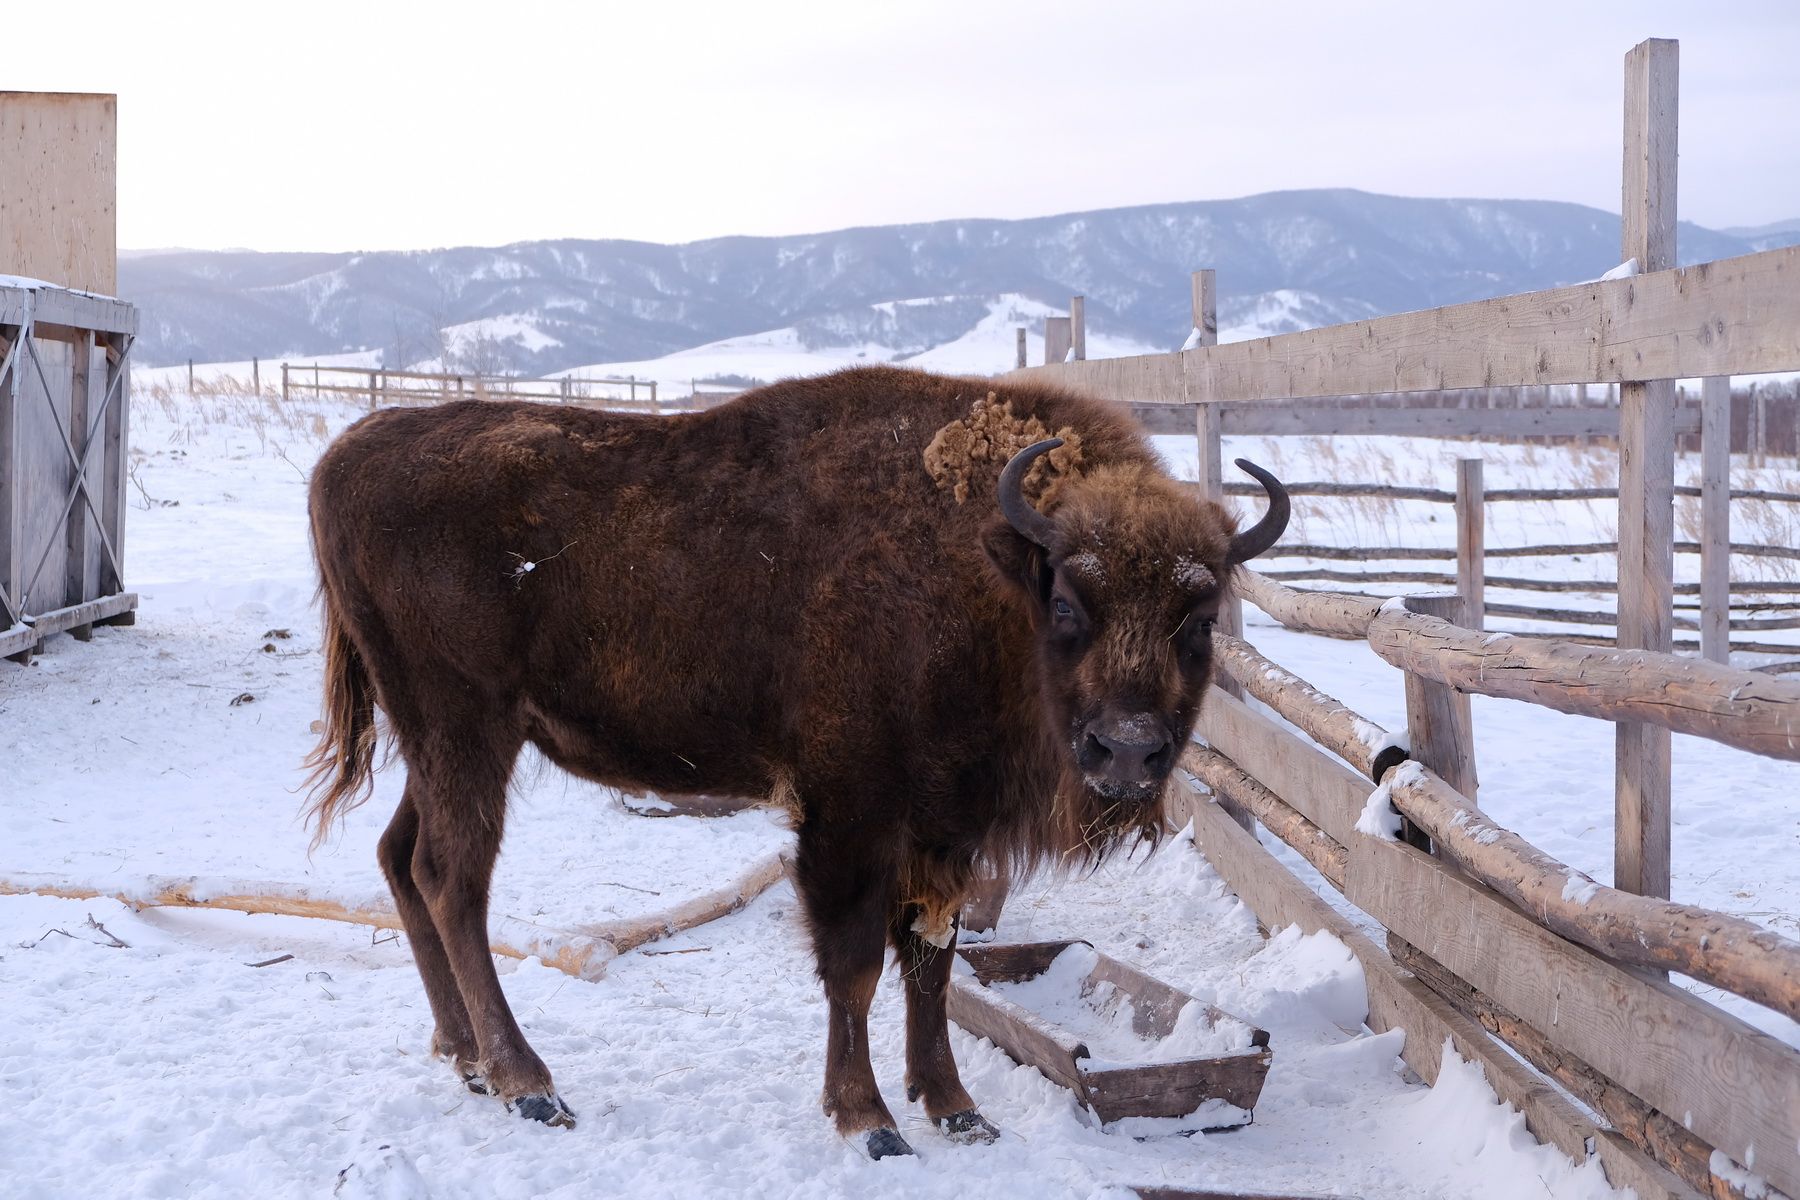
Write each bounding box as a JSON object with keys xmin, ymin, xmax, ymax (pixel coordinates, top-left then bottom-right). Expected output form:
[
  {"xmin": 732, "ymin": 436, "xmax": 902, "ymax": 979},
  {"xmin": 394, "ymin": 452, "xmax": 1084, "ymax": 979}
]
[
  {"xmin": 1183, "ymin": 566, "xmax": 1800, "ymax": 1198},
  {"xmin": 1021, "ymin": 243, "xmax": 1800, "ymax": 404}
]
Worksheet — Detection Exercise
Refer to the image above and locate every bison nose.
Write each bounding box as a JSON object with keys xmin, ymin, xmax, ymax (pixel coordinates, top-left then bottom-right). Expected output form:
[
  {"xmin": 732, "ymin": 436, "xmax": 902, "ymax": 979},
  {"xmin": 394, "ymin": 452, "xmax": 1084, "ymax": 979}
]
[{"xmin": 1081, "ymin": 722, "xmax": 1174, "ymax": 782}]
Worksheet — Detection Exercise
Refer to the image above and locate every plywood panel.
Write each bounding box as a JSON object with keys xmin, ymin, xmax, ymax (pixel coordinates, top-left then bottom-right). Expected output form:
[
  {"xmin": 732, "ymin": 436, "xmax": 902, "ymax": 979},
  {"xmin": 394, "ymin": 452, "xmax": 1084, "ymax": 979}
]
[{"xmin": 0, "ymin": 93, "xmax": 117, "ymax": 295}]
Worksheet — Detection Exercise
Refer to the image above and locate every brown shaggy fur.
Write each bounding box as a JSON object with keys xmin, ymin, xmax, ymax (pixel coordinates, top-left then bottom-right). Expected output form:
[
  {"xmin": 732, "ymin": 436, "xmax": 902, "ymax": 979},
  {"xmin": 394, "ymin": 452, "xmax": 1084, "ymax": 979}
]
[{"xmin": 304, "ymin": 364, "xmax": 1279, "ymax": 1151}]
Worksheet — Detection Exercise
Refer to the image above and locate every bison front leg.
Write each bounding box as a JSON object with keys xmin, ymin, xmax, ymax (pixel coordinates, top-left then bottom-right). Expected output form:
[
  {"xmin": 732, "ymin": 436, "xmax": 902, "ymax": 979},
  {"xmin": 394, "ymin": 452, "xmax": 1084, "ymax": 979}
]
[
  {"xmin": 892, "ymin": 906, "xmax": 1002, "ymax": 1146},
  {"xmin": 794, "ymin": 834, "xmax": 911, "ymax": 1160}
]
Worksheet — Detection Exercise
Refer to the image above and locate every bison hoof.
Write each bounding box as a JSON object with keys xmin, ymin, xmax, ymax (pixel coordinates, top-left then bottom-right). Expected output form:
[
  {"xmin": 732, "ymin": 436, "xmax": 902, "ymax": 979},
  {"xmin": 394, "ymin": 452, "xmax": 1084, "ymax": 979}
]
[
  {"xmin": 864, "ymin": 1127, "xmax": 915, "ymax": 1160},
  {"xmin": 937, "ymin": 1108, "xmax": 1001, "ymax": 1145},
  {"xmin": 458, "ymin": 1067, "xmax": 490, "ymax": 1096},
  {"xmin": 509, "ymin": 1093, "xmax": 576, "ymax": 1129}
]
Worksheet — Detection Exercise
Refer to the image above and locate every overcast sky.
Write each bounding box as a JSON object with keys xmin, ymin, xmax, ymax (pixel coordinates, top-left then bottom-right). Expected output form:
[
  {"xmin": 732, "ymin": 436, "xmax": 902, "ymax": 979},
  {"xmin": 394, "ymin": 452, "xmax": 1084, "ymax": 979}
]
[{"xmin": 14, "ymin": 1, "xmax": 1800, "ymax": 253}]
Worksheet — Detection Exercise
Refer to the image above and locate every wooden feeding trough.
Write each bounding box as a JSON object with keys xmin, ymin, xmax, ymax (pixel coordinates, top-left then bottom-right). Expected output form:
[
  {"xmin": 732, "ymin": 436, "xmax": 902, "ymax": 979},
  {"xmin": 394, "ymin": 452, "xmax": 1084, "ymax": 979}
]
[{"xmin": 947, "ymin": 940, "xmax": 1272, "ymax": 1128}]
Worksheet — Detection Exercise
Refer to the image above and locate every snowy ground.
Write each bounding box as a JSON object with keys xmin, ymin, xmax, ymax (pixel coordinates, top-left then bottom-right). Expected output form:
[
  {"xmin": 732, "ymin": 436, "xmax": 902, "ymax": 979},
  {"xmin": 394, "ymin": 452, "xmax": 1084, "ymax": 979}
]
[{"xmin": 3, "ymin": 372, "xmax": 1795, "ymax": 1198}]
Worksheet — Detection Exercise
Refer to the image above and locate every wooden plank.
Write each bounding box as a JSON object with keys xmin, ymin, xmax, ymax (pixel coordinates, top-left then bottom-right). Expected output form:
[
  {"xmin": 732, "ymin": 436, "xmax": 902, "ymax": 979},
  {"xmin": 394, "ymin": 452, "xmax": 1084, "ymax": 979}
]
[
  {"xmin": 1182, "ymin": 795, "xmax": 1695, "ymax": 1200},
  {"xmin": 1700, "ymin": 376, "xmax": 1731, "ymax": 663},
  {"xmin": 1455, "ymin": 458, "xmax": 1484, "ymax": 631},
  {"xmin": 946, "ymin": 976, "xmax": 1088, "ymax": 1093},
  {"xmin": 0, "ymin": 313, "xmax": 20, "ymax": 629},
  {"xmin": 63, "ymin": 331, "xmax": 92, "ymax": 633},
  {"xmin": 1347, "ymin": 833, "xmax": 1800, "ymax": 1198},
  {"xmin": 1212, "ymin": 634, "xmax": 1394, "ymax": 781},
  {"xmin": 1211, "ymin": 404, "xmax": 1702, "ymax": 439},
  {"xmin": 1379, "ymin": 760, "xmax": 1800, "ymax": 1025},
  {"xmin": 1615, "ymin": 371, "xmax": 1676, "ymax": 895},
  {"xmin": 0, "ymin": 93, "xmax": 117, "ymax": 295},
  {"xmin": 1366, "ymin": 606, "xmax": 1800, "ymax": 761},
  {"xmin": 1193, "ymin": 686, "xmax": 1370, "ymax": 845},
  {"xmin": 1179, "ymin": 743, "xmax": 1348, "ymax": 890},
  {"xmin": 1013, "ymin": 241, "xmax": 1800, "ymax": 401},
  {"xmin": 22, "ymin": 591, "xmax": 136, "ymax": 638},
  {"xmin": 1398, "ymin": 595, "xmax": 1477, "ymax": 803},
  {"xmin": 1195, "ymin": 404, "xmax": 1244, "ymax": 698},
  {"xmin": 1390, "ymin": 937, "xmax": 1754, "ymax": 1200},
  {"xmin": 1260, "ymin": 539, "xmax": 1800, "ymax": 563},
  {"xmin": 1232, "ymin": 567, "xmax": 1383, "ymax": 638},
  {"xmin": 99, "ymin": 333, "xmax": 128, "ymax": 595},
  {"xmin": 1132, "ymin": 1190, "xmax": 1357, "ymax": 1200},
  {"xmin": 1015, "ymin": 327, "xmax": 1027, "ymax": 370},
  {"xmin": 1045, "ymin": 316, "xmax": 1072, "ymax": 366},
  {"xmin": 1191, "ymin": 270, "xmax": 1218, "ymax": 347}
]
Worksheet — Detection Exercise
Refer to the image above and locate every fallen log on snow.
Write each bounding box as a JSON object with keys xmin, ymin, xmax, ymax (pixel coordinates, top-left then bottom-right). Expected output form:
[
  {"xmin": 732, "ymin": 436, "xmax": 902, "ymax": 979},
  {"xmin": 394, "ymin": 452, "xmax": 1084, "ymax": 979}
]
[{"xmin": 0, "ymin": 853, "xmax": 788, "ymax": 982}]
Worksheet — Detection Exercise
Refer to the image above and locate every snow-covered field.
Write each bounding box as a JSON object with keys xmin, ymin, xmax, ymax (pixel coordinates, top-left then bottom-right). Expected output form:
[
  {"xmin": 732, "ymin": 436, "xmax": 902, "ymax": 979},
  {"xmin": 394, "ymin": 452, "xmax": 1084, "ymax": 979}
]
[{"xmin": 3, "ymin": 370, "xmax": 1795, "ymax": 1198}]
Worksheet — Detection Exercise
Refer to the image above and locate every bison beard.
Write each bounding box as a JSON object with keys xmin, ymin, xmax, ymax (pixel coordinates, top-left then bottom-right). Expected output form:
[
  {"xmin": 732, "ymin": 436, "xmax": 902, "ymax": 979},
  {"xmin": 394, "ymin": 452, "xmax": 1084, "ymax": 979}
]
[{"xmin": 302, "ymin": 365, "xmax": 1288, "ymax": 1159}]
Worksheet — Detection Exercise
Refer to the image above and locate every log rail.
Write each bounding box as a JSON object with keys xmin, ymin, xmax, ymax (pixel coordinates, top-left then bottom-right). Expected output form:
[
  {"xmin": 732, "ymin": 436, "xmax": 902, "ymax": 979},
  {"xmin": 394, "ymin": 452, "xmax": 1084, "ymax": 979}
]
[{"xmin": 1179, "ymin": 564, "xmax": 1800, "ymax": 1198}]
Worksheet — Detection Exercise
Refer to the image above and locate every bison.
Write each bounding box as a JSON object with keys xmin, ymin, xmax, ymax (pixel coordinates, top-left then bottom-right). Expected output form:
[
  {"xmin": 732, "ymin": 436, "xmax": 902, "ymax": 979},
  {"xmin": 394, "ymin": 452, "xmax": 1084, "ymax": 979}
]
[{"xmin": 304, "ymin": 365, "xmax": 1287, "ymax": 1158}]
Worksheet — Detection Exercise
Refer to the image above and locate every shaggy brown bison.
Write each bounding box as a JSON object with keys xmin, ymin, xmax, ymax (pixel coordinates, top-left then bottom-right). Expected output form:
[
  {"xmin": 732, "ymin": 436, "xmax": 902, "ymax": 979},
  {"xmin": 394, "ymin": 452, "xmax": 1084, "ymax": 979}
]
[{"xmin": 304, "ymin": 364, "xmax": 1288, "ymax": 1158}]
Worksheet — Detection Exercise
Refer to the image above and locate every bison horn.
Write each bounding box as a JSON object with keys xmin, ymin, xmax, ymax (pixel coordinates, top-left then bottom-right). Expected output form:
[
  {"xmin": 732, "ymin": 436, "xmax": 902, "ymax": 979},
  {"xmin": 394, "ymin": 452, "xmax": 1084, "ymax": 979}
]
[
  {"xmin": 997, "ymin": 439, "xmax": 1064, "ymax": 549},
  {"xmin": 1228, "ymin": 458, "xmax": 1290, "ymax": 564}
]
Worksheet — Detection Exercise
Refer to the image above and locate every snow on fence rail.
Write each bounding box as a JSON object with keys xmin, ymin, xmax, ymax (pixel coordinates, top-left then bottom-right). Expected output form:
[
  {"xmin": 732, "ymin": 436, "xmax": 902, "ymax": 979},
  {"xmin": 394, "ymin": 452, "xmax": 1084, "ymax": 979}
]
[
  {"xmin": 1000, "ymin": 38, "xmax": 1800, "ymax": 1199},
  {"xmin": 1188, "ymin": 570, "xmax": 1800, "ymax": 1200},
  {"xmin": 0, "ymin": 278, "xmax": 139, "ymax": 663}
]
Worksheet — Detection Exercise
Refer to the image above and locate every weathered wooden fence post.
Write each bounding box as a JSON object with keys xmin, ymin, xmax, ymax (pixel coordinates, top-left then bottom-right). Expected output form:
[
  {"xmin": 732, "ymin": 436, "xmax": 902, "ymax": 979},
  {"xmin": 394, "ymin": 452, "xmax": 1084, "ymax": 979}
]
[
  {"xmin": 1401, "ymin": 591, "xmax": 1479, "ymax": 819},
  {"xmin": 1069, "ymin": 295, "xmax": 1086, "ymax": 361},
  {"xmin": 1188, "ymin": 270, "xmax": 1241, "ymax": 670},
  {"xmin": 1190, "ymin": 269, "xmax": 1217, "ymax": 345},
  {"xmin": 187, "ymin": 358, "xmax": 193, "ymax": 392},
  {"xmin": 252, "ymin": 358, "xmax": 260, "ymax": 395},
  {"xmin": 280, "ymin": 362, "xmax": 289, "ymax": 404},
  {"xmin": 368, "ymin": 370, "xmax": 378, "ymax": 412},
  {"xmin": 1700, "ymin": 376, "xmax": 1731, "ymax": 663},
  {"xmin": 1044, "ymin": 316, "xmax": 1071, "ymax": 366},
  {"xmin": 1456, "ymin": 458, "xmax": 1484, "ymax": 631},
  {"xmin": 1015, "ymin": 326, "xmax": 1027, "ymax": 370},
  {"xmin": 1614, "ymin": 36, "xmax": 1678, "ymax": 900},
  {"xmin": 65, "ymin": 331, "xmax": 94, "ymax": 641}
]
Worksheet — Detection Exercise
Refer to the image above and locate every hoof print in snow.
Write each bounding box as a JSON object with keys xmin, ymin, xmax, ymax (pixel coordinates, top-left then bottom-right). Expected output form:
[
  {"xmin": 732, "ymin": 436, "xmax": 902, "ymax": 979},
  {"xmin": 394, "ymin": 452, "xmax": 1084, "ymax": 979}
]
[
  {"xmin": 864, "ymin": 1127, "xmax": 915, "ymax": 1160},
  {"xmin": 333, "ymin": 1143, "xmax": 430, "ymax": 1199},
  {"xmin": 509, "ymin": 1093, "xmax": 576, "ymax": 1128},
  {"xmin": 936, "ymin": 1108, "xmax": 1001, "ymax": 1145}
]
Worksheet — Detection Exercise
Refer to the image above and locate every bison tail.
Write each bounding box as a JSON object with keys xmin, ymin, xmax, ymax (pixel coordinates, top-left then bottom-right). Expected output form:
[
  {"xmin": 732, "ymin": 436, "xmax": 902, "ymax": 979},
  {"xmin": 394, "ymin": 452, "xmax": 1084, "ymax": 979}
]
[{"xmin": 302, "ymin": 592, "xmax": 381, "ymax": 849}]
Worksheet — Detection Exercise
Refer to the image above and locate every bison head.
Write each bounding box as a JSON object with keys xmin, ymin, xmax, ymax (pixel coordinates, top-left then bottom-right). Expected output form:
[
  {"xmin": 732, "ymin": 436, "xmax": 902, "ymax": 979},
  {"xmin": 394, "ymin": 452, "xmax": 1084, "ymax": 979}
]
[{"xmin": 984, "ymin": 439, "xmax": 1289, "ymax": 851}]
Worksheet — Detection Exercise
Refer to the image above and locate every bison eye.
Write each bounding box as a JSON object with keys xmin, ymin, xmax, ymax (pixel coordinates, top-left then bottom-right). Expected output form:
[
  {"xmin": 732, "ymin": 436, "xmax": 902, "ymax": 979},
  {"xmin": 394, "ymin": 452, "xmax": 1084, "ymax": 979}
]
[{"xmin": 1053, "ymin": 597, "xmax": 1073, "ymax": 618}]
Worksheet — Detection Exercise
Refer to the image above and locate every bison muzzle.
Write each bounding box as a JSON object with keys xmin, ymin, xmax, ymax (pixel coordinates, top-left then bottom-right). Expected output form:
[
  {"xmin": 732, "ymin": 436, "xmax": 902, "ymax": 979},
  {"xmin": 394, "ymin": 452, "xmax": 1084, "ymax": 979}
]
[{"xmin": 302, "ymin": 365, "xmax": 1288, "ymax": 1158}]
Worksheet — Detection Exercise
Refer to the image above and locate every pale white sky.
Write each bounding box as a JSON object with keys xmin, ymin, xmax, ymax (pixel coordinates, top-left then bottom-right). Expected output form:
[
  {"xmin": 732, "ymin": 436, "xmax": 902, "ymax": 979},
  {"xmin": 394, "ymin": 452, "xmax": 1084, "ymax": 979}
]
[{"xmin": 13, "ymin": 1, "xmax": 1800, "ymax": 252}]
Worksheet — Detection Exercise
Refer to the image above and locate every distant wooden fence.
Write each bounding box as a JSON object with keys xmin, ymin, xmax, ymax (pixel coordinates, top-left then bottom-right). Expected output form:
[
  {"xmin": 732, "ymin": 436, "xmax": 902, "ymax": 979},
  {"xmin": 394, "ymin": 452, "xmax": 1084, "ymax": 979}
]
[
  {"xmin": 0, "ymin": 280, "xmax": 138, "ymax": 663},
  {"xmin": 1001, "ymin": 39, "xmax": 1800, "ymax": 1199},
  {"xmin": 278, "ymin": 364, "xmax": 720, "ymax": 414},
  {"xmin": 1200, "ymin": 469, "xmax": 1800, "ymax": 661}
]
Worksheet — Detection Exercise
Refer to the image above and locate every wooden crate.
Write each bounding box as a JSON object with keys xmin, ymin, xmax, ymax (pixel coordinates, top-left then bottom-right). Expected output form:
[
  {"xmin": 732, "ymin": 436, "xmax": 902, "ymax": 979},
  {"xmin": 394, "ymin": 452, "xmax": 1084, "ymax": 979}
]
[
  {"xmin": 948, "ymin": 939, "xmax": 1271, "ymax": 1126},
  {"xmin": 1, "ymin": 280, "xmax": 138, "ymax": 662}
]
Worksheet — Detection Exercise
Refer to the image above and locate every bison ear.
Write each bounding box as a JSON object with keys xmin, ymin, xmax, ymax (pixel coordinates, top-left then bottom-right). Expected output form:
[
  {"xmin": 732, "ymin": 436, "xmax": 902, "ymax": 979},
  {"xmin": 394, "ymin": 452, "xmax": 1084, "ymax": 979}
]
[{"xmin": 983, "ymin": 520, "xmax": 1054, "ymax": 608}]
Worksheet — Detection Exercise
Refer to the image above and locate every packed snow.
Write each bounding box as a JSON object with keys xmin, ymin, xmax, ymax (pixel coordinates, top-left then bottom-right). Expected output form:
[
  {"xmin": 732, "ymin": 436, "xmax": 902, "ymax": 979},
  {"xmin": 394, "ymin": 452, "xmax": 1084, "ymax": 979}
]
[{"xmin": 4, "ymin": 366, "xmax": 1795, "ymax": 1198}]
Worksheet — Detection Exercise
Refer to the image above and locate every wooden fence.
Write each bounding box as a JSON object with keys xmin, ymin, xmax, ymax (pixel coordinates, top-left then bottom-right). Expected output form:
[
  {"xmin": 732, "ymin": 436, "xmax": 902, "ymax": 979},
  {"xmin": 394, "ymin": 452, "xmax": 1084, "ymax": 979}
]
[
  {"xmin": 0, "ymin": 279, "xmax": 138, "ymax": 663},
  {"xmin": 278, "ymin": 363, "xmax": 698, "ymax": 413},
  {"xmin": 1204, "ymin": 469, "xmax": 1800, "ymax": 663},
  {"xmin": 997, "ymin": 39, "xmax": 1800, "ymax": 1199}
]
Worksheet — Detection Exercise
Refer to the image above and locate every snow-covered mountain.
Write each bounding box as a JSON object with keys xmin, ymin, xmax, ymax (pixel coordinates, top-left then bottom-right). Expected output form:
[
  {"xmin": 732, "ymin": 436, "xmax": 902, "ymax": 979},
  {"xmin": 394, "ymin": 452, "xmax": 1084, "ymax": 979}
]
[{"xmin": 119, "ymin": 189, "xmax": 1785, "ymax": 373}]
